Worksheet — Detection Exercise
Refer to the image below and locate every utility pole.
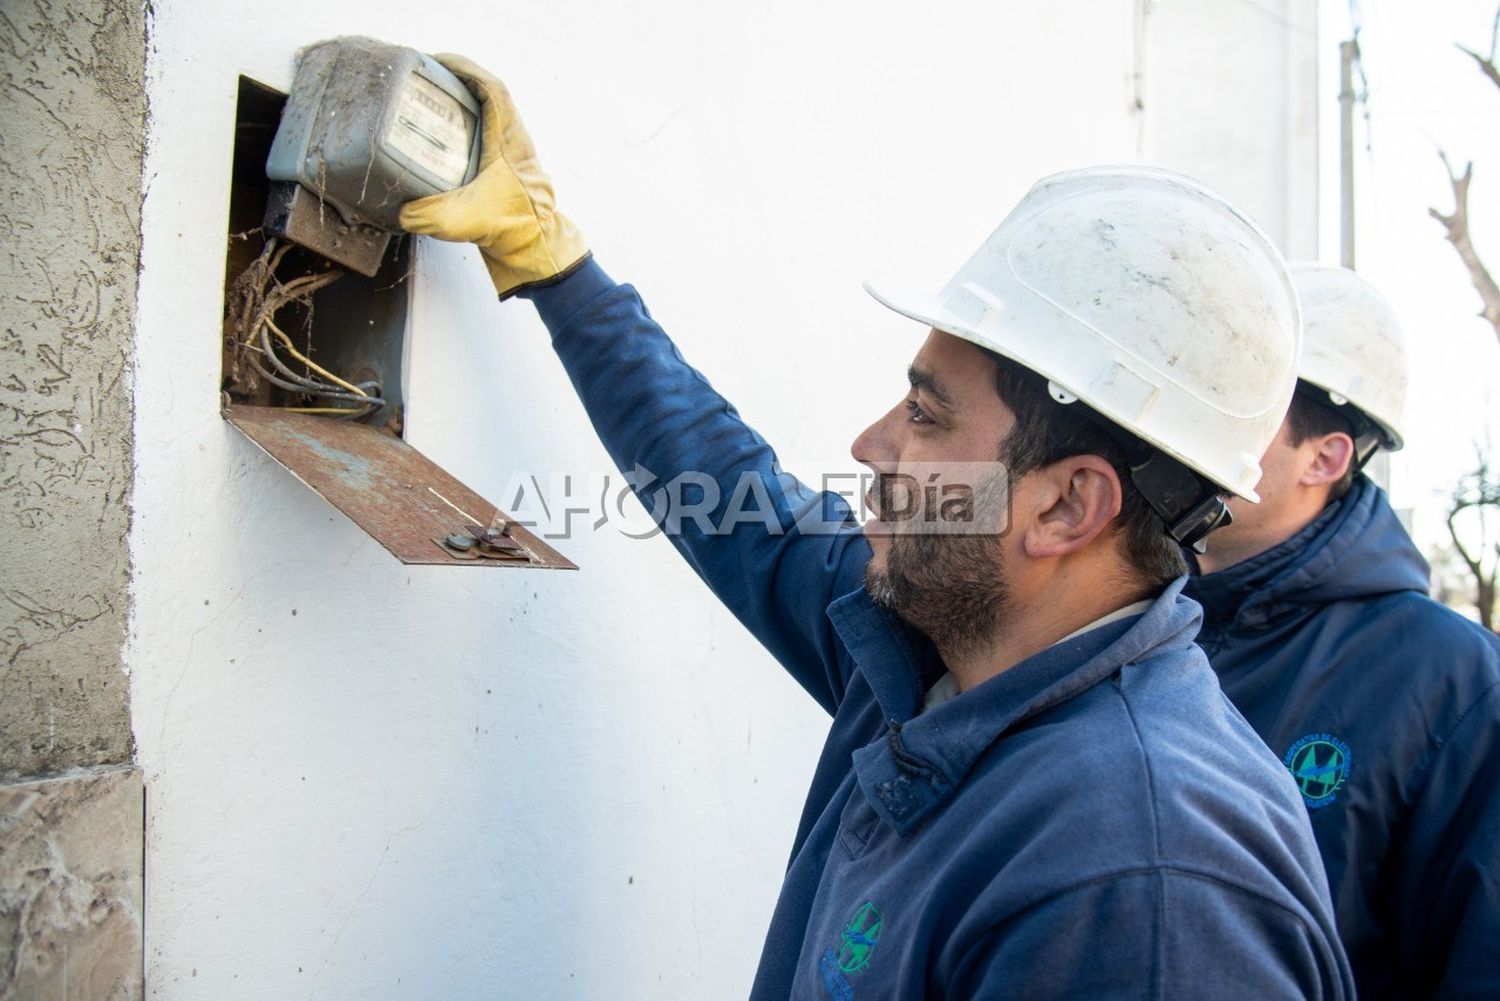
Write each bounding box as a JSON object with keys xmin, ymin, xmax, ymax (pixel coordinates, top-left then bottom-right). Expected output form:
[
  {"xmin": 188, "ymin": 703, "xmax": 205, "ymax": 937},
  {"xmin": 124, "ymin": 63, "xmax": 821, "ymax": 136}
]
[
  {"xmin": 1340, "ymin": 37, "xmax": 1392, "ymax": 490},
  {"xmin": 1339, "ymin": 39, "xmax": 1357, "ymax": 270}
]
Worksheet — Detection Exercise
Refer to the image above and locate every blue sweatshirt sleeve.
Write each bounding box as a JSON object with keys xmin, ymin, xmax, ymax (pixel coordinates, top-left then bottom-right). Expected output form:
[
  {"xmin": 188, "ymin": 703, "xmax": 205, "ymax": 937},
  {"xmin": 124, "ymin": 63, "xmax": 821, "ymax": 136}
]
[
  {"xmin": 951, "ymin": 871, "xmax": 1351, "ymax": 999},
  {"xmin": 523, "ymin": 261, "xmax": 872, "ymax": 714},
  {"xmin": 1395, "ymin": 679, "xmax": 1500, "ymax": 998}
]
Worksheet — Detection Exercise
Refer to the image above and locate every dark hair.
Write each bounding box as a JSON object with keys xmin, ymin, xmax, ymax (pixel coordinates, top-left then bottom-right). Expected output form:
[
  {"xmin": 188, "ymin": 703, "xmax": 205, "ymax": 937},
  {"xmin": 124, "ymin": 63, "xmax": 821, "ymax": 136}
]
[
  {"xmin": 1284, "ymin": 382, "xmax": 1359, "ymax": 502},
  {"xmin": 982, "ymin": 351, "xmax": 1188, "ymax": 592}
]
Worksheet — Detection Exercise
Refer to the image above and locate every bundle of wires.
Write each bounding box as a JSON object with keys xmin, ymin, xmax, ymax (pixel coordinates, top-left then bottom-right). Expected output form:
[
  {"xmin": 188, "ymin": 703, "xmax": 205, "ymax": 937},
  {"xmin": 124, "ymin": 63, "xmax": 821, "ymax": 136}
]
[{"xmin": 229, "ymin": 238, "xmax": 385, "ymax": 418}]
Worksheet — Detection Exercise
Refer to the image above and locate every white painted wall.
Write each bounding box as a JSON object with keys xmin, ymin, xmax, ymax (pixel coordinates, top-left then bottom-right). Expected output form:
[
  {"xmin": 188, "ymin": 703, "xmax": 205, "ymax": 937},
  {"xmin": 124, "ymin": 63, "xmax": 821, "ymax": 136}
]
[
  {"xmin": 1143, "ymin": 0, "xmax": 1321, "ymax": 258},
  {"xmin": 131, "ymin": 2, "xmax": 1314, "ymax": 997}
]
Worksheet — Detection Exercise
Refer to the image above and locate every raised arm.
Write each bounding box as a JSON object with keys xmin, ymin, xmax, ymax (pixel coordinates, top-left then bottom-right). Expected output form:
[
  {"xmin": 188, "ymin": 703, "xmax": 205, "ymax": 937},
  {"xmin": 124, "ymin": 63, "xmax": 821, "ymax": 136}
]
[
  {"xmin": 529, "ymin": 263, "xmax": 874, "ymax": 710},
  {"xmin": 401, "ymin": 56, "xmax": 874, "ymax": 712}
]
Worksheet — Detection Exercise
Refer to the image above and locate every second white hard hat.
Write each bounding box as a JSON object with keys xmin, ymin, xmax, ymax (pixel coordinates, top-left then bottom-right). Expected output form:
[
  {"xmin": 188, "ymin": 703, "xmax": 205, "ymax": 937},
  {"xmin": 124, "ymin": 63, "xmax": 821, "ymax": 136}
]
[
  {"xmin": 866, "ymin": 166, "xmax": 1301, "ymax": 502},
  {"xmin": 1289, "ymin": 263, "xmax": 1407, "ymax": 451}
]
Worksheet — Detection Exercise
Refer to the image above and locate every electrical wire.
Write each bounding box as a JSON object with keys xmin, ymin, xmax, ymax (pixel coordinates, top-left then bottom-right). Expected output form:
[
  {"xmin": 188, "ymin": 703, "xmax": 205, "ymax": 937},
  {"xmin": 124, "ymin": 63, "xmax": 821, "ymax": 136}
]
[
  {"xmin": 280, "ymin": 406, "xmax": 382, "ymax": 419},
  {"xmin": 255, "ymin": 322, "xmax": 367, "ymax": 400},
  {"xmin": 263, "ymin": 315, "xmax": 368, "ymax": 397},
  {"xmin": 229, "ymin": 238, "xmax": 388, "ymax": 416},
  {"xmin": 243, "ymin": 354, "xmax": 381, "ymax": 406}
]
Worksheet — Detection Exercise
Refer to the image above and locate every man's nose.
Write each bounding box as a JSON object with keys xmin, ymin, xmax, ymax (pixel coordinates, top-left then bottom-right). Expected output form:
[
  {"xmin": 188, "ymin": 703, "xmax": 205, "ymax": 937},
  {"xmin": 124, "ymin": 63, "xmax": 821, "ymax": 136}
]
[{"xmin": 851, "ymin": 405, "xmax": 900, "ymax": 473}]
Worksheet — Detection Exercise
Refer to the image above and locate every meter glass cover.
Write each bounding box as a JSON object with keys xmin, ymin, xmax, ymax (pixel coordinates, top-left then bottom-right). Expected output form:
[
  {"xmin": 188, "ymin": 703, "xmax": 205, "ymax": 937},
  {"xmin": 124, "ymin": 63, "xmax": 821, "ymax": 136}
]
[{"xmin": 386, "ymin": 72, "xmax": 476, "ymax": 189}]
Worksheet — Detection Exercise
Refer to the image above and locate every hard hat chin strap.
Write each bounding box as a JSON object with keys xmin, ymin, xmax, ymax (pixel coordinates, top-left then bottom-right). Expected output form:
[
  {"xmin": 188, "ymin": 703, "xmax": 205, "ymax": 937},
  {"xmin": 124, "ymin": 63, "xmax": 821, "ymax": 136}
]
[
  {"xmin": 1049, "ymin": 393, "xmax": 1234, "ymax": 551},
  {"xmin": 1350, "ymin": 427, "xmax": 1384, "ymax": 472},
  {"xmin": 1124, "ymin": 448, "xmax": 1233, "ymax": 551}
]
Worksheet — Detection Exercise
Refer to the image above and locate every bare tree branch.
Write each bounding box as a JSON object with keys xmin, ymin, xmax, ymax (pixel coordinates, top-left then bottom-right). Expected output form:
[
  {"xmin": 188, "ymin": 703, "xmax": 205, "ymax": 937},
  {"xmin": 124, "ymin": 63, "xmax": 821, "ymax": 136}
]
[
  {"xmin": 1449, "ymin": 499, "xmax": 1491, "ymax": 581},
  {"xmin": 1457, "ymin": 6, "xmax": 1500, "ymax": 84},
  {"xmin": 1430, "ymin": 151, "xmax": 1500, "ymax": 349},
  {"xmin": 1446, "ymin": 450, "xmax": 1500, "ymax": 633},
  {"xmin": 1458, "ymin": 42, "xmax": 1500, "ymax": 92},
  {"xmin": 1434, "ymin": 11, "xmax": 1500, "ymax": 634}
]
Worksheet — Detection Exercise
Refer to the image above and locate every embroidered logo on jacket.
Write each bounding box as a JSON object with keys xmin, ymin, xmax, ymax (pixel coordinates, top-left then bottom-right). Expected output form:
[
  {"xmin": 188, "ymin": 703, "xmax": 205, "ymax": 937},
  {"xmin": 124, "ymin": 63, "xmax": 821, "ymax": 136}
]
[
  {"xmin": 1284, "ymin": 733, "xmax": 1351, "ymax": 808},
  {"xmin": 820, "ymin": 901, "xmax": 883, "ymax": 999}
]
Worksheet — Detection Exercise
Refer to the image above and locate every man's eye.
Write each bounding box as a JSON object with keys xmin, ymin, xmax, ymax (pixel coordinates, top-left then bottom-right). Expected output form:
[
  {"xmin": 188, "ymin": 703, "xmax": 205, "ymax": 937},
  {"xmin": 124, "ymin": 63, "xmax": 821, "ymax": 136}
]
[{"xmin": 905, "ymin": 399, "xmax": 933, "ymax": 424}]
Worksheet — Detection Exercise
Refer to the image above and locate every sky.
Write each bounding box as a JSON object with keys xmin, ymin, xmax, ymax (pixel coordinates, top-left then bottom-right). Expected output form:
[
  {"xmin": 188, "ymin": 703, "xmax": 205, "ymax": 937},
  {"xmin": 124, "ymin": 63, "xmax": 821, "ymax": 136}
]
[{"xmin": 1323, "ymin": 0, "xmax": 1500, "ymax": 561}]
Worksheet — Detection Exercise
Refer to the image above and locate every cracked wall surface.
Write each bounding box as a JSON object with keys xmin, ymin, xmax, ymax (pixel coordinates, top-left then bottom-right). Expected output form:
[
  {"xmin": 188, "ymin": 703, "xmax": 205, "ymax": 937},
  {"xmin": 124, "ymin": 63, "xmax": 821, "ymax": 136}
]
[{"xmin": 0, "ymin": 0, "xmax": 145, "ymax": 781}]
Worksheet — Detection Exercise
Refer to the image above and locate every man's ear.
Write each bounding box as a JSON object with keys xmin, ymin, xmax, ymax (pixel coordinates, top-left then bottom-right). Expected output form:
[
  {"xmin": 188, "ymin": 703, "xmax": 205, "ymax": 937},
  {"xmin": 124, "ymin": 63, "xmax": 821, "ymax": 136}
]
[
  {"xmin": 1301, "ymin": 432, "xmax": 1354, "ymax": 488},
  {"xmin": 1022, "ymin": 456, "xmax": 1123, "ymax": 559}
]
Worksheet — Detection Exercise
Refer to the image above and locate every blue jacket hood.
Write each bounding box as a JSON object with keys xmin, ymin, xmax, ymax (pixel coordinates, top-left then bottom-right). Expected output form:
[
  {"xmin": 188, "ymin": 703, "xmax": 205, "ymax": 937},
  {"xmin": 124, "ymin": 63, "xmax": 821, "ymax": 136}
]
[{"xmin": 1190, "ymin": 475, "xmax": 1429, "ymax": 625}]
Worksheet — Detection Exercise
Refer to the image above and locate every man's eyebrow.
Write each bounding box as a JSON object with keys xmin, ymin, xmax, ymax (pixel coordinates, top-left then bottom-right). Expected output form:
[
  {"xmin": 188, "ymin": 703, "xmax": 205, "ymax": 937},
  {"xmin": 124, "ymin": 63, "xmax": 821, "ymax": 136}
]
[{"xmin": 908, "ymin": 365, "xmax": 958, "ymax": 410}]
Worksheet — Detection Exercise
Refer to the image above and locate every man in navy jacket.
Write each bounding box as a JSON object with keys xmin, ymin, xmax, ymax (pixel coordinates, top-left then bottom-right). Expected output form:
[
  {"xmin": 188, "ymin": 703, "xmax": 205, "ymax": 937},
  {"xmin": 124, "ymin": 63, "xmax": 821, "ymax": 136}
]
[
  {"xmin": 403, "ymin": 56, "xmax": 1354, "ymax": 998},
  {"xmin": 1188, "ymin": 264, "xmax": 1500, "ymax": 998}
]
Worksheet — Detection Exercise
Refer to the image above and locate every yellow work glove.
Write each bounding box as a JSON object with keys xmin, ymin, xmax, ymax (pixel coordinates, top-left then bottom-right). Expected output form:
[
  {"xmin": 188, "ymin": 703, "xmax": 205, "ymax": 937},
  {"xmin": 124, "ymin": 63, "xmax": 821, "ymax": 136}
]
[{"xmin": 399, "ymin": 54, "xmax": 590, "ymax": 300}]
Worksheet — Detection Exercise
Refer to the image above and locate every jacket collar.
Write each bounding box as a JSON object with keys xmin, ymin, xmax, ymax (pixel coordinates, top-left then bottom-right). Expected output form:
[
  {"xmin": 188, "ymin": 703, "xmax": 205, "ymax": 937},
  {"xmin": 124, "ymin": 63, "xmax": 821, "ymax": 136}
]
[
  {"xmin": 1186, "ymin": 497, "xmax": 1342, "ymax": 628},
  {"xmin": 1185, "ymin": 474, "xmax": 1428, "ymax": 630},
  {"xmin": 826, "ymin": 578, "xmax": 1202, "ymax": 835}
]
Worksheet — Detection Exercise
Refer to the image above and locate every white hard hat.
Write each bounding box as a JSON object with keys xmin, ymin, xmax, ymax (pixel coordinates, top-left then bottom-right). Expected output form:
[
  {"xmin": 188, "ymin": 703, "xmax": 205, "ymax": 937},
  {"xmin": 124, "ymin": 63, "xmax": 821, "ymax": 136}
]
[
  {"xmin": 866, "ymin": 166, "xmax": 1300, "ymax": 505},
  {"xmin": 1289, "ymin": 263, "xmax": 1407, "ymax": 451}
]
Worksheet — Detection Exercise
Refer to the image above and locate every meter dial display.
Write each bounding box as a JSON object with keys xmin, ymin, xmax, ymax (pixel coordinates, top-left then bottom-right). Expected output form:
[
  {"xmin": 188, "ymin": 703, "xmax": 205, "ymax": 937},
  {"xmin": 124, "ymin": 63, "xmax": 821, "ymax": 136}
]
[{"xmin": 386, "ymin": 72, "xmax": 477, "ymax": 189}]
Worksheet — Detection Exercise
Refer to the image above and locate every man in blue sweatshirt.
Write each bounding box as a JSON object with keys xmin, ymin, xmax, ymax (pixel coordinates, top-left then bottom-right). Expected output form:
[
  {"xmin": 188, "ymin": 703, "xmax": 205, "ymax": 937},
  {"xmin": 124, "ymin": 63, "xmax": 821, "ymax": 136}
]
[
  {"xmin": 403, "ymin": 56, "xmax": 1354, "ymax": 997},
  {"xmin": 1187, "ymin": 264, "xmax": 1500, "ymax": 999}
]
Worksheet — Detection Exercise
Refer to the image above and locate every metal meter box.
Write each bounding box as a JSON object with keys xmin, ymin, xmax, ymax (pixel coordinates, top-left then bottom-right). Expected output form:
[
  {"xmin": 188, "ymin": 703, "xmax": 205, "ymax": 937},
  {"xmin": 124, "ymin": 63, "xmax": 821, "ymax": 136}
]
[
  {"xmin": 265, "ymin": 37, "xmax": 481, "ymax": 275},
  {"xmin": 222, "ymin": 75, "xmax": 573, "ymax": 569}
]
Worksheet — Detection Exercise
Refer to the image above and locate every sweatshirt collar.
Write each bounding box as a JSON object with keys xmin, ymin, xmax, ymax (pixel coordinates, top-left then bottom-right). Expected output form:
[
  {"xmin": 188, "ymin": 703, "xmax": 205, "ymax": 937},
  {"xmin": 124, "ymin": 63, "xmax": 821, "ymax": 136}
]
[
  {"xmin": 826, "ymin": 579, "xmax": 1201, "ymax": 835},
  {"xmin": 923, "ymin": 599, "xmax": 1154, "ymax": 711}
]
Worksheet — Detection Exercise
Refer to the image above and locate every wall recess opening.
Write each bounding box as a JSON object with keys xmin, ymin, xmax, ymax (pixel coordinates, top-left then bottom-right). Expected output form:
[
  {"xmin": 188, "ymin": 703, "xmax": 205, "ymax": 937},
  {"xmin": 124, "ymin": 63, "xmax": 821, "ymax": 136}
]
[{"xmin": 221, "ymin": 75, "xmax": 574, "ymax": 570}]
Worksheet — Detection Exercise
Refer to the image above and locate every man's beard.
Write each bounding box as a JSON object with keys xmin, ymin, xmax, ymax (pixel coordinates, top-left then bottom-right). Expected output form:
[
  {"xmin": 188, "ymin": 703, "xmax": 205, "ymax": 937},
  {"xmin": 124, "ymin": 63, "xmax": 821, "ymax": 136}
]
[{"xmin": 864, "ymin": 471, "xmax": 1010, "ymax": 659}]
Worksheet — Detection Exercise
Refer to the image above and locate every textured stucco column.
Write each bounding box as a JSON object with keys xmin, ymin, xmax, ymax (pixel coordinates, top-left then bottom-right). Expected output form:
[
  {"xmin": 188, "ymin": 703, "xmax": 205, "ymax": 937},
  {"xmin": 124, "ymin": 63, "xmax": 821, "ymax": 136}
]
[
  {"xmin": 0, "ymin": 1, "xmax": 147, "ymax": 998},
  {"xmin": 1, "ymin": 767, "xmax": 143, "ymax": 999}
]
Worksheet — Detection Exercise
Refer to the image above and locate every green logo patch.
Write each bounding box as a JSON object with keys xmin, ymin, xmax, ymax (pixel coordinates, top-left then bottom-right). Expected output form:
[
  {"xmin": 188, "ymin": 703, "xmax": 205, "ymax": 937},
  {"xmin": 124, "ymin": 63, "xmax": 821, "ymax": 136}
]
[
  {"xmin": 1284, "ymin": 733, "xmax": 1351, "ymax": 808},
  {"xmin": 836, "ymin": 901, "xmax": 884, "ymax": 975}
]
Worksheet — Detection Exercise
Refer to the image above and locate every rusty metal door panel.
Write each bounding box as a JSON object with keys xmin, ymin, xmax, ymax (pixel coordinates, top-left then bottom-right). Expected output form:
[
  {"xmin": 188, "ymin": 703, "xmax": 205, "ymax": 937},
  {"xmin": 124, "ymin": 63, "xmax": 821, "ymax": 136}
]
[{"xmin": 224, "ymin": 405, "xmax": 575, "ymax": 569}]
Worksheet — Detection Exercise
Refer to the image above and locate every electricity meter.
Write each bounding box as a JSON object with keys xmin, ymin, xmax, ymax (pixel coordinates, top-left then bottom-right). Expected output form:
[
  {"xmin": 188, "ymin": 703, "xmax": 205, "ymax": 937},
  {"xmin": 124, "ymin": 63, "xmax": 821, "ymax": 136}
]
[{"xmin": 265, "ymin": 37, "xmax": 481, "ymax": 275}]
